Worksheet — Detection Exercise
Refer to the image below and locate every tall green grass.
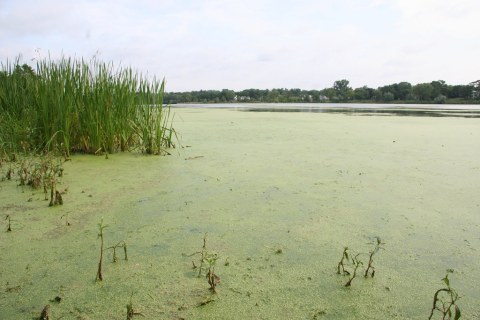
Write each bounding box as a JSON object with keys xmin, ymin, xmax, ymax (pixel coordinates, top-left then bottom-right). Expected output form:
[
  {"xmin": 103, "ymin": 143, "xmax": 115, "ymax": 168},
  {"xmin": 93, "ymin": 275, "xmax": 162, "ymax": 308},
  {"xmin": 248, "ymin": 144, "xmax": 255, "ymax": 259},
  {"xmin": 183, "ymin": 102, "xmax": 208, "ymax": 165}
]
[{"xmin": 0, "ymin": 56, "xmax": 175, "ymax": 157}]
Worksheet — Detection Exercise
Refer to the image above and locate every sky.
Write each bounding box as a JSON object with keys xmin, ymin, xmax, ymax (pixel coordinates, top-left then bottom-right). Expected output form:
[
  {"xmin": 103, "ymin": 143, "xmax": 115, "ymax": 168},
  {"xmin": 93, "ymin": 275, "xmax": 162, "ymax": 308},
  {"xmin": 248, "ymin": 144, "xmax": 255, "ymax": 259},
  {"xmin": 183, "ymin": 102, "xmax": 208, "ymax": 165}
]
[{"xmin": 1, "ymin": 0, "xmax": 479, "ymax": 92}]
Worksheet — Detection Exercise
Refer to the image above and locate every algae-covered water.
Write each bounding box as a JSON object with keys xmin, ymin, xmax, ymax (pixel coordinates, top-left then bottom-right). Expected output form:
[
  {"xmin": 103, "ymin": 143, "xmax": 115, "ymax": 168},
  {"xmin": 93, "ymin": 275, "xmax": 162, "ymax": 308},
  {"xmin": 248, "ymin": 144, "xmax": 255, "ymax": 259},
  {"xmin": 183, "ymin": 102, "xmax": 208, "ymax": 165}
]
[{"xmin": 1, "ymin": 106, "xmax": 480, "ymax": 319}]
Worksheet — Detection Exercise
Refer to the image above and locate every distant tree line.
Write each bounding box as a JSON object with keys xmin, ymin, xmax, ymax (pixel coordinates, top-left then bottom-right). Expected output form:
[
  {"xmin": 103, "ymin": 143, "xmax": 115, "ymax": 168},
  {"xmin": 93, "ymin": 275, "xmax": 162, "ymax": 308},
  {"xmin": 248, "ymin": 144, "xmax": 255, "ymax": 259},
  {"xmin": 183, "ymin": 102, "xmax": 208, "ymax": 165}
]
[{"xmin": 164, "ymin": 79, "xmax": 480, "ymax": 104}]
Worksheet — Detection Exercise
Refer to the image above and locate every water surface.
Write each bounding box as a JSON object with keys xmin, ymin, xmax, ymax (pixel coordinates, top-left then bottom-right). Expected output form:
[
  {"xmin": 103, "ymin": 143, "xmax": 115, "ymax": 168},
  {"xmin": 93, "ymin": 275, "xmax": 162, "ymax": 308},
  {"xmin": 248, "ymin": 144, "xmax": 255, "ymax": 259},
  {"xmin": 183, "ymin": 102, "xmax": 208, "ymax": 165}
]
[
  {"xmin": 174, "ymin": 102, "xmax": 480, "ymax": 118},
  {"xmin": 1, "ymin": 107, "xmax": 479, "ymax": 319}
]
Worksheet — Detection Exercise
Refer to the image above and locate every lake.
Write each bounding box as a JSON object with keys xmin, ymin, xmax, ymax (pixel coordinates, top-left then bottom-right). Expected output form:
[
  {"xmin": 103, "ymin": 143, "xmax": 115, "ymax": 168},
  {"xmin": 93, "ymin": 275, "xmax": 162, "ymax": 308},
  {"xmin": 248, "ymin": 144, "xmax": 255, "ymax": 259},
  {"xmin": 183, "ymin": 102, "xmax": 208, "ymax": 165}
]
[{"xmin": 1, "ymin": 105, "xmax": 479, "ymax": 319}]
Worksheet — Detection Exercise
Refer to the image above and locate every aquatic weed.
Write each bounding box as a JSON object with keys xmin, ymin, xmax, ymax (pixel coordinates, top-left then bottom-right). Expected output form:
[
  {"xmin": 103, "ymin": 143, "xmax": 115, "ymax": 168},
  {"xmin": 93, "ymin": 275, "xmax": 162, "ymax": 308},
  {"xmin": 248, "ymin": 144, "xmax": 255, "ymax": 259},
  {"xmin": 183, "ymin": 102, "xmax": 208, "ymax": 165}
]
[
  {"xmin": 96, "ymin": 218, "xmax": 108, "ymax": 282},
  {"xmin": 337, "ymin": 247, "xmax": 350, "ymax": 275},
  {"xmin": 186, "ymin": 233, "xmax": 221, "ymax": 292},
  {"xmin": 364, "ymin": 237, "xmax": 384, "ymax": 278},
  {"xmin": 428, "ymin": 269, "xmax": 461, "ymax": 320},
  {"xmin": 336, "ymin": 237, "xmax": 385, "ymax": 287},
  {"xmin": 5, "ymin": 214, "xmax": 12, "ymax": 232},
  {"xmin": 126, "ymin": 292, "xmax": 143, "ymax": 319},
  {"xmin": 106, "ymin": 240, "xmax": 128, "ymax": 263},
  {"xmin": 345, "ymin": 254, "xmax": 363, "ymax": 287}
]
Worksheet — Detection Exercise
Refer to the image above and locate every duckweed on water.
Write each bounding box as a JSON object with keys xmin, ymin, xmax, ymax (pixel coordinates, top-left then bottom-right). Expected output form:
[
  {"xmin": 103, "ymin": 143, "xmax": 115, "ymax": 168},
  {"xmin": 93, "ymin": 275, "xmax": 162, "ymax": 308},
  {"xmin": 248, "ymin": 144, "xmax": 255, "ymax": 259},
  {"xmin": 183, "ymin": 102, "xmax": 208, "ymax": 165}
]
[{"xmin": 0, "ymin": 107, "xmax": 479, "ymax": 319}]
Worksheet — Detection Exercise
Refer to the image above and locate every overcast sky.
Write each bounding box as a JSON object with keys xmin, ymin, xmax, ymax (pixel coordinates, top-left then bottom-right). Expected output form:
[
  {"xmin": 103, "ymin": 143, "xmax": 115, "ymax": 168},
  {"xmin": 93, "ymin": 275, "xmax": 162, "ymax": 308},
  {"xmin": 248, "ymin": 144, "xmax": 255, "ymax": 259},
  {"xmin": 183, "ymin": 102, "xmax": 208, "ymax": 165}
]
[{"xmin": 1, "ymin": 0, "xmax": 479, "ymax": 92}]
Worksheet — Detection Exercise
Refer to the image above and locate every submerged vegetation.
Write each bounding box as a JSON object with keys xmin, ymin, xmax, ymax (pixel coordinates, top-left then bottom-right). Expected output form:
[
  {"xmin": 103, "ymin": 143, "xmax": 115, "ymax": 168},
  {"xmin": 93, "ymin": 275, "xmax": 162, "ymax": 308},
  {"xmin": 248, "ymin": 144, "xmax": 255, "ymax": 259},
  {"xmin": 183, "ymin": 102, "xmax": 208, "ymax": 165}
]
[{"xmin": 0, "ymin": 56, "xmax": 175, "ymax": 157}]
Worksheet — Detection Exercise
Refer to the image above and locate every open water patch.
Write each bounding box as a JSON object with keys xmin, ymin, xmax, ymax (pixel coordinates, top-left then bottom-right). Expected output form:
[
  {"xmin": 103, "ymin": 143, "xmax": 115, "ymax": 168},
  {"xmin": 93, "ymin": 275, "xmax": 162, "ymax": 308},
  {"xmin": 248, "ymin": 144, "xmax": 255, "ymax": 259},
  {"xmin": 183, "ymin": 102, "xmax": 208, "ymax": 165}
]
[{"xmin": 173, "ymin": 103, "xmax": 480, "ymax": 118}]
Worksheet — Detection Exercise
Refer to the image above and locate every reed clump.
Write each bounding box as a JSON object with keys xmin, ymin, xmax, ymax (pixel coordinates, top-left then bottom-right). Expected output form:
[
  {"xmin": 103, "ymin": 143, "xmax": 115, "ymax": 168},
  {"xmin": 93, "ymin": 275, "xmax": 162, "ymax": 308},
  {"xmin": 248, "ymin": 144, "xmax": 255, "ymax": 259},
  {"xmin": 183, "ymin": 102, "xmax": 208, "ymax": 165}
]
[{"xmin": 0, "ymin": 56, "xmax": 175, "ymax": 157}]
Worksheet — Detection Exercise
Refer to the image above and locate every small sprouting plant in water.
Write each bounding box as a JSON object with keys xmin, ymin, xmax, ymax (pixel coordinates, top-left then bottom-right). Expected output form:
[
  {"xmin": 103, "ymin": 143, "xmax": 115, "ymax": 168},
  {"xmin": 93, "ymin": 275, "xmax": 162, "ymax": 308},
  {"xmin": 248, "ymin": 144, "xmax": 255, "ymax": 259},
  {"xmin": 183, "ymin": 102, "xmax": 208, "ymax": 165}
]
[
  {"xmin": 364, "ymin": 237, "xmax": 384, "ymax": 278},
  {"xmin": 189, "ymin": 233, "xmax": 214, "ymax": 277},
  {"xmin": 204, "ymin": 252, "xmax": 220, "ymax": 293},
  {"xmin": 96, "ymin": 218, "xmax": 108, "ymax": 282},
  {"xmin": 126, "ymin": 292, "xmax": 143, "ymax": 319},
  {"xmin": 206, "ymin": 267, "xmax": 220, "ymax": 293},
  {"xmin": 5, "ymin": 214, "xmax": 12, "ymax": 232},
  {"xmin": 106, "ymin": 240, "xmax": 128, "ymax": 263},
  {"xmin": 345, "ymin": 254, "xmax": 363, "ymax": 287},
  {"xmin": 337, "ymin": 247, "xmax": 350, "ymax": 275},
  {"xmin": 40, "ymin": 304, "xmax": 50, "ymax": 320},
  {"xmin": 337, "ymin": 237, "xmax": 385, "ymax": 287},
  {"xmin": 48, "ymin": 178, "xmax": 63, "ymax": 207},
  {"xmin": 186, "ymin": 233, "xmax": 221, "ymax": 292},
  {"xmin": 428, "ymin": 269, "xmax": 461, "ymax": 320},
  {"xmin": 5, "ymin": 165, "xmax": 13, "ymax": 180},
  {"xmin": 61, "ymin": 214, "xmax": 71, "ymax": 226},
  {"xmin": 95, "ymin": 219, "xmax": 129, "ymax": 281}
]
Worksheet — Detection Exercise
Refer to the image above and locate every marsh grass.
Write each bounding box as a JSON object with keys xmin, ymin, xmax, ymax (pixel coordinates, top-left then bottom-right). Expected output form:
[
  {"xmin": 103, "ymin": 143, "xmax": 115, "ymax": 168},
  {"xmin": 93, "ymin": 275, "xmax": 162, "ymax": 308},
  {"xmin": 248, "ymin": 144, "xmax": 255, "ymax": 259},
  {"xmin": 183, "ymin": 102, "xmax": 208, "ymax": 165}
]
[{"xmin": 0, "ymin": 56, "xmax": 174, "ymax": 156}]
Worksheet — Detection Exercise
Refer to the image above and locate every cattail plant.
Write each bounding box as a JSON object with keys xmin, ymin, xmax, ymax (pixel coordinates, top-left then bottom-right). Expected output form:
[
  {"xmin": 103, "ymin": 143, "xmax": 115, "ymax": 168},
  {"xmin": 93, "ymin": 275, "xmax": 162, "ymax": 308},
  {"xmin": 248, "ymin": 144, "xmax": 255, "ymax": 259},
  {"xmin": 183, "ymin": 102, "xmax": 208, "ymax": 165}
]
[{"xmin": 0, "ymin": 55, "xmax": 175, "ymax": 157}]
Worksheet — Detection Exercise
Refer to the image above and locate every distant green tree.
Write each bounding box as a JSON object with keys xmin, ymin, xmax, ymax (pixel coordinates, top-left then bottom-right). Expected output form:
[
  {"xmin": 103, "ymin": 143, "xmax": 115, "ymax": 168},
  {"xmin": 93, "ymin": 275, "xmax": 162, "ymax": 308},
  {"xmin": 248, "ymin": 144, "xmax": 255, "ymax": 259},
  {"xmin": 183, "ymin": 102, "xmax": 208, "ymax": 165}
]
[
  {"xmin": 320, "ymin": 87, "xmax": 336, "ymax": 101},
  {"xmin": 266, "ymin": 89, "xmax": 280, "ymax": 102},
  {"xmin": 354, "ymin": 86, "xmax": 375, "ymax": 100},
  {"xmin": 413, "ymin": 83, "xmax": 434, "ymax": 101},
  {"xmin": 470, "ymin": 80, "xmax": 480, "ymax": 99},
  {"xmin": 161, "ymin": 78, "xmax": 479, "ymax": 104},
  {"xmin": 449, "ymin": 85, "xmax": 473, "ymax": 99},
  {"xmin": 383, "ymin": 92, "xmax": 395, "ymax": 102},
  {"xmin": 14, "ymin": 63, "xmax": 36, "ymax": 77},
  {"xmin": 221, "ymin": 89, "xmax": 236, "ymax": 102},
  {"xmin": 307, "ymin": 90, "xmax": 321, "ymax": 102},
  {"xmin": 333, "ymin": 79, "xmax": 352, "ymax": 101},
  {"xmin": 431, "ymin": 80, "xmax": 448, "ymax": 98},
  {"xmin": 395, "ymin": 82, "xmax": 413, "ymax": 100},
  {"xmin": 434, "ymin": 94, "xmax": 447, "ymax": 104}
]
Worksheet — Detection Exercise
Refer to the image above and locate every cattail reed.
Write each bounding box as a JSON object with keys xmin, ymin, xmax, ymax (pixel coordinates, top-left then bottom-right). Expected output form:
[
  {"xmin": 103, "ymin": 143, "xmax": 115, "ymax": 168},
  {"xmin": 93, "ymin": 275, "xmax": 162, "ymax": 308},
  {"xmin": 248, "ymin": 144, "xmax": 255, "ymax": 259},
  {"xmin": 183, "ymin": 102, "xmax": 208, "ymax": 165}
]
[{"xmin": 0, "ymin": 56, "xmax": 175, "ymax": 157}]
